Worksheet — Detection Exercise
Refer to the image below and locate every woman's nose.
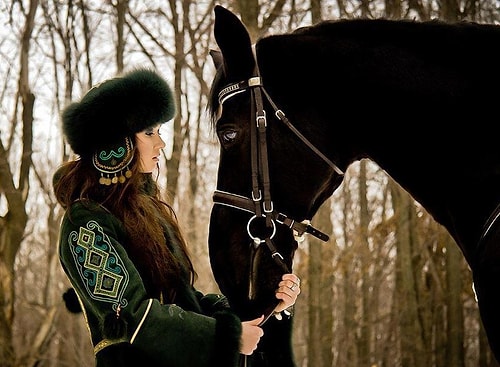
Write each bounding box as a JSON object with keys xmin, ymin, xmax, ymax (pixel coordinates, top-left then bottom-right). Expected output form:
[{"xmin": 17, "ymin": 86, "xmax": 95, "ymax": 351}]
[{"xmin": 156, "ymin": 135, "xmax": 166, "ymax": 149}]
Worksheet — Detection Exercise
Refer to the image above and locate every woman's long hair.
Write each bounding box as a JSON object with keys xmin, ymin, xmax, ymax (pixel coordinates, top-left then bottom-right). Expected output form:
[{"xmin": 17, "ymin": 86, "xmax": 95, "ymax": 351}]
[{"xmin": 53, "ymin": 147, "xmax": 196, "ymax": 302}]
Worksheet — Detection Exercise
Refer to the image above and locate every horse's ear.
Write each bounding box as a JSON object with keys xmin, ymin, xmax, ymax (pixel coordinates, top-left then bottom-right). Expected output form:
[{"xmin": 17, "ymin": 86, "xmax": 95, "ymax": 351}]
[
  {"xmin": 209, "ymin": 49, "xmax": 223, "ymax": 69},
  {"xmin": 213, "ymin": 5, "xmax": 255, "ymax": 80}
]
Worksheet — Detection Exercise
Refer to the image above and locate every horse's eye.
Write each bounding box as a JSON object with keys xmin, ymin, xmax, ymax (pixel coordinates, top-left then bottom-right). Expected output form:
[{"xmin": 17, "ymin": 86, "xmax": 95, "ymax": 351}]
[{"xmin": 220, "ymin": 129, "xmax": 237, "ymax": 144}]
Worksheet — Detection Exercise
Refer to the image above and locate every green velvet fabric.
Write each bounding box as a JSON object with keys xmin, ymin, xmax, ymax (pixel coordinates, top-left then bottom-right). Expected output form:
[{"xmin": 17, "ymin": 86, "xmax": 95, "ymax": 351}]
[{"xmin": 58, "ymin": 201, "xmax": 242, "ymax": 367}]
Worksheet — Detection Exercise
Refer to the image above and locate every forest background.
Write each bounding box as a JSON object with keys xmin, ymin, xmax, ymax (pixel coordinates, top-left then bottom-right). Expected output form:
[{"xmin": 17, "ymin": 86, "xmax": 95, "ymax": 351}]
[{"xmin": 1, "ymin": 1, "xmax": 499, "ymax": 367}]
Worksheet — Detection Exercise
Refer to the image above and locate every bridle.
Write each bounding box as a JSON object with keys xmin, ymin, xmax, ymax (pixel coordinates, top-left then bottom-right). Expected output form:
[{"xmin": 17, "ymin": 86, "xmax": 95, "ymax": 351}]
[{"xmin": 213, "ymin": 68, "xmax": 345, "ymax": 326}]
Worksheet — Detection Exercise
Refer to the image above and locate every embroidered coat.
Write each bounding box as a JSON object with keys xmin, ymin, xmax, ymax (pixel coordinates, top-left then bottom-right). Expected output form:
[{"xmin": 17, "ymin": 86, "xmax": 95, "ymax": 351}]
[{"xmin": 58, "ymin": 200, "xmax": 242, "ymax": 367}]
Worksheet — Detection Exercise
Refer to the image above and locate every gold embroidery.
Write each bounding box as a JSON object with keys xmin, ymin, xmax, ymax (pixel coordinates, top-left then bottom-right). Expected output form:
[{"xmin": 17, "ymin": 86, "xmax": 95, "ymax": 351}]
[{"xmin": 94, "ymin": 337, "xmax": 128, "ymax": 354}]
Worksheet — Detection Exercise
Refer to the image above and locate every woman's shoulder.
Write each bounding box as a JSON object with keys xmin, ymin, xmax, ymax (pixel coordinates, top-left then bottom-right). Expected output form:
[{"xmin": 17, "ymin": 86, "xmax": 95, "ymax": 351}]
[
  {"xmin": 64, "ymin": 199, "xmax": 121, "ymax": 229},
  {"xmin": 59, "ymin": 200, "xmax": 128, "ymax": 254},
  {"xmin": 67, "ymin": 199, "xmax": 109, "ymax": 216}
]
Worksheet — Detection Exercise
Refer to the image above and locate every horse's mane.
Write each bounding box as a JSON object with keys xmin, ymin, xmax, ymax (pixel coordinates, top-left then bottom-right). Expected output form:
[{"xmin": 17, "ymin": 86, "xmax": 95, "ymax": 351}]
[
  {"xmin": 269, "ymin": 17, "xmax": 499, "ymax": 56},
  {"xmin": 291, "ymin": 17, "xmax": 490, "ymax": 35},
  {"xmin": 209, "ymin": 16, "xmax": 499, "ymax": 127}
]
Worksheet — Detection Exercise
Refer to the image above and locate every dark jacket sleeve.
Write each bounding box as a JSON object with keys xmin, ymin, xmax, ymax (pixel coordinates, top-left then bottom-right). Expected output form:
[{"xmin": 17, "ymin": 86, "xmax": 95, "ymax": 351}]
[{"xmin": 58, "ymin": 202, "xmax": 241, "ymax": 367}]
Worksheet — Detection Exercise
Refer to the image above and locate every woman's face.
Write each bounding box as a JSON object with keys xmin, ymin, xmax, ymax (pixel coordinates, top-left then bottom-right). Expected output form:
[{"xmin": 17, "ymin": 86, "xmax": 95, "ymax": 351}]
[{"xmin": 135, "ymin": 124, "xmax": 166, "ymax": 173}]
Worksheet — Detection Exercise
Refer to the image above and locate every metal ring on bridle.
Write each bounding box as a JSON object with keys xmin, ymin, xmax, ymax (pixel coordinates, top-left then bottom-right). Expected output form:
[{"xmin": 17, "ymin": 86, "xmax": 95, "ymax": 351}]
[{"xmin": 247, "ymin": 215, "xmax": 276, "ymax": 244}]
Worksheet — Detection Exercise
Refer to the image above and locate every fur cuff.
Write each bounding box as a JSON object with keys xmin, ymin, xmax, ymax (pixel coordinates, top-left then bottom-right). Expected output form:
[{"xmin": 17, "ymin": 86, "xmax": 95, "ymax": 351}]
[
  {"xmin": 213, "ymin": 310, "xmax": 242, "ymax": 367},
  {"xmin": 63, "ymin": 288, "xmax": 82, "ymax": 313}
]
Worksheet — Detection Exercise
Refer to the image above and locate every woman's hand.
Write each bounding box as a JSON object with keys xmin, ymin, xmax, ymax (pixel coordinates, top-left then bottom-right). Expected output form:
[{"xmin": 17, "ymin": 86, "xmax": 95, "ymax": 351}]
[
  {"xmin": 240, "ymin": 315, "xmax": 264, "ymax": 355},
  {"xmin": 274, "ymin": 273, "xmax": 301, "ymax": 313},
  {"xmin": 239, "ymin": 274, "xmax": 300, "ymax": 354}
]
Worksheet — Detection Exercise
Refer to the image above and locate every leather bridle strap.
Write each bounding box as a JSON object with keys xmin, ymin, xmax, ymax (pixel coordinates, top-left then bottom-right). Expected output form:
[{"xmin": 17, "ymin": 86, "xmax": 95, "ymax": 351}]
[
  {"xmin": 250, "ymin": 88, "xmax": 262, "ymax": 218},
  {"xmin": 249, "ymin": 81, "xmax": 292, "ymax": 331},
  {"xmin": 260, "ymin": 88, "xmax": 344, "ymax": 175},
  {"xmin": 217, "ymin": 77, "xmax": 345, "ymax": 176},
  {"xmin": 213, "ymin": 190, "xmax": 329, "ymax": 242},
  {"xmin": 249, "ymin": 79, "xmax": 289, "ymax": 274},
  {"xmin": 253, "ymin": 86, "xmax": 273, "ymax": 226}
]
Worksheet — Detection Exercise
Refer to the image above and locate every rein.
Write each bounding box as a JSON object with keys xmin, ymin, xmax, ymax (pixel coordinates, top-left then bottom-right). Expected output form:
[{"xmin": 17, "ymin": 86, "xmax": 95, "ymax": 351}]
[{"xmin": 213, "ymin": 70, "xmax": 344, "ymax": 329}]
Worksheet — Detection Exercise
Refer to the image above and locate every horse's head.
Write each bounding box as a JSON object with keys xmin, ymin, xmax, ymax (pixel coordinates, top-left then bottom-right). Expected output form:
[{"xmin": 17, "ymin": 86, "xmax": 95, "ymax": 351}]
[{"xmin": 208, "ymin": 5, "xmax": 345, "ymax": 320}]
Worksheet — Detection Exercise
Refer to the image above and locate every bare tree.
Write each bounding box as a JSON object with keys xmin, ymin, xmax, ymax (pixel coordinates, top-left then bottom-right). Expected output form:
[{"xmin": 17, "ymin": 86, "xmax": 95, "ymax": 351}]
[{"xmin": 0, "ymin": 1, "xmax": 39, "ymax": 366}]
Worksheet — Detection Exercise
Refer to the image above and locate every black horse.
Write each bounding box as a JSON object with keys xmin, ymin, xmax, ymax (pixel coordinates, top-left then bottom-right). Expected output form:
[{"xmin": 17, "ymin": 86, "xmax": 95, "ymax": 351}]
[{"xmin": 208, "ymin": 5, "xmax": 500, "ymax": 366}]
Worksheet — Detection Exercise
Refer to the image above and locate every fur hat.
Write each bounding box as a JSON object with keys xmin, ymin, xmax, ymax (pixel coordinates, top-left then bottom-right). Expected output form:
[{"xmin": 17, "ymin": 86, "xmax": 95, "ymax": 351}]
[
  {"xmin": 61, "ymin": 68, "xmax": 175, "ymax": 184},
  {"xmin": 62, "ymin": 68, "xmax": 175, "ymax": 158}
]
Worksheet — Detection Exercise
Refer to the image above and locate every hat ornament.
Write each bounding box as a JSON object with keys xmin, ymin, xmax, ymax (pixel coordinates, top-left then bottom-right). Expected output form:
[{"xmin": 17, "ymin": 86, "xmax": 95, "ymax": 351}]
[{"xmin": 93, "ymin": 136, "xmax": 134, "ymax": 185}]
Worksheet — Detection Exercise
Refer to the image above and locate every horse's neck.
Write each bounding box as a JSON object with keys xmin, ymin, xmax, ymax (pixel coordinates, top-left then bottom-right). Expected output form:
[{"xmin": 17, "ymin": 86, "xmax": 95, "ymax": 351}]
[
  {"xmin": 349, "ymin": 134, "xmax": 500, "ymax": 258},
  {"xmin": 259, "ymin": 19, "xmax": 498, "ymax": 121},
  {"xmin": 259, "ymin": 20, "xmax": 499, "ymax": 254}
]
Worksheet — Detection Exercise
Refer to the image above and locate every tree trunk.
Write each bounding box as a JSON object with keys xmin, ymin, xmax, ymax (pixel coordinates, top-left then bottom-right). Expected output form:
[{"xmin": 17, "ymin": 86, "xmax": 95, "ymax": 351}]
[
  {"xmin": 446, "ymin": 233, "xmax": 465, "ymax": 367},
  {"xmin": 318, "ymin": 198, "xmax": 334, "ymax": 367},
  {"xmin": 357, "ymin": 160, "xmax": 371, "ymax": 366},
  {"xmin": 308, "ymin": 229, "xmax": 323, "ymax": 366},
  {"xmin": 308, "ymin": 197, "xmax": 334, "ymax": 367},
  {"xmin": 391, "ymin": 180, "xmax": 426, "ymax": 367},
  {"xmin": 0, "ymin": 1, "xmax": 38, "ymax": 365},
  {"xmin": 114, "ymin": 0, "xmax": 127, "ymax": 73}
]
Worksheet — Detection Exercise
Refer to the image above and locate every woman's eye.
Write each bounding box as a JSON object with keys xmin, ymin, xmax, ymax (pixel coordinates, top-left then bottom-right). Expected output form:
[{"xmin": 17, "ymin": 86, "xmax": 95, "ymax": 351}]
[
  {"xmin": 221, "ymin": 129, "xmax": 237, "ymax": 144},
  {"xmin": 144, "ymin": 128, "xmax": 161, "ymax": 137}
]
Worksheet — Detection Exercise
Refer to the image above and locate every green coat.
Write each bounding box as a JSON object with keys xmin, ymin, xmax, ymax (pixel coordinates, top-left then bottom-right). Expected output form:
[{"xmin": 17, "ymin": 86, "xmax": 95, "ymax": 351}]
[{"xmin": 58, "ymin": 200, "xmax": 242, "ymax": 367}]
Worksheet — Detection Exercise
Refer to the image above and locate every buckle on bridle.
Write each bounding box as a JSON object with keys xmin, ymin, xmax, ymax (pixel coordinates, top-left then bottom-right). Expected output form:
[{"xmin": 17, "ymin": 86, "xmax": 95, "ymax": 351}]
[{"xmin": 256, "ymin": 110, "xmax": 267, "ymax": 127}]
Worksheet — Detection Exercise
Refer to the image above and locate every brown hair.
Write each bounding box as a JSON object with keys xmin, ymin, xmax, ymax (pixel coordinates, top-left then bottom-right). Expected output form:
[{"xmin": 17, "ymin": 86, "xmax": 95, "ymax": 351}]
[{"xmin": 53, "ymin": 148, "xmax": 195, "ymax": 302}]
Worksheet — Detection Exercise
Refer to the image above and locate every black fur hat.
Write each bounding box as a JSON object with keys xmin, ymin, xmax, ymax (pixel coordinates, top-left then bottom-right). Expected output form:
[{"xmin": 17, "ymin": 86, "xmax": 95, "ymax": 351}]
[{"xmin": 62, "ymin": 68, "xmax": 175, "ymax": 158}]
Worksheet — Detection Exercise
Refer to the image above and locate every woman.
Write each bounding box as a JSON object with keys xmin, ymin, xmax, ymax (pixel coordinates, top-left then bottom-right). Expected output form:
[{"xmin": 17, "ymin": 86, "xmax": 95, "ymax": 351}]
[{"xmin": 52, "ymin": 68, "xmax": 300, "ymax": 367}]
